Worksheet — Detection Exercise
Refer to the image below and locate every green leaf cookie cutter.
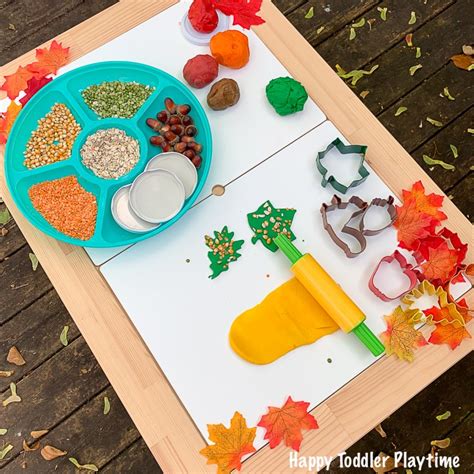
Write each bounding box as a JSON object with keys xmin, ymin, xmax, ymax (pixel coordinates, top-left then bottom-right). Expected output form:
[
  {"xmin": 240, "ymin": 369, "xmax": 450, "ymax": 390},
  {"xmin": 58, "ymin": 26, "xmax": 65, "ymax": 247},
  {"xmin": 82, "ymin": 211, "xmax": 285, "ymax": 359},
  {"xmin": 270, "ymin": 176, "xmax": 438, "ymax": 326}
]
[{"xmin": 316, "ymin": 138, "xmax": 370, "ymax": 194}]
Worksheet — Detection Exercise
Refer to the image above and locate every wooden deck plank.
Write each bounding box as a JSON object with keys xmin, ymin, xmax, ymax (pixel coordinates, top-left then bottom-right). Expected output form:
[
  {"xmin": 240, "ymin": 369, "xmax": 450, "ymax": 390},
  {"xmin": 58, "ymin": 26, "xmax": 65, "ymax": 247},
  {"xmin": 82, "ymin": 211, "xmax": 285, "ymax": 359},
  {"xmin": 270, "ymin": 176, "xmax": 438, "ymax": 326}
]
[
  {"xmin": 286, "ymin": 0, "xmax": 380, "ymax": 46},
  {"xmin": 412, "ymin": 107, "xmax": 474, "ymax": 192},
  {"xmin": 0, "ymin": 245, "xmax": 52, "ymax": 325},
  {"xmin": 0, "ymin": 0, "xmax": 118, "ymax": 65},
  {"xmin": 2, "ymin": 389, "xmax": 141, "ymax": 472},
  {"xmin": 0, "ymin": 337, "xmax": 109, "ymax": 468},
  {"xmin": 0, "ymin": 289, "xmax": 80, "ymax": 392},
  {"xmin": 358, "ymin": 0, "xmax": 473, "ymax": 115},
  {"xmin": 378, "ymin": 63, "xmax": 473, "ymax": 152},
  {"xmin": 316, "ymin": 0, "xmax": 454, "ymax": 73},
  {"xmin": 0, "ymin": 202, "xmax": 24, "ymax": 260},
  {"xmin": 272, "ymin": 0, "xmax": 307, "ymax": 16},
  {"xmin": 449, "ymin": 173, "xmax": 473, "ymax": 221},
  {"xmin": 101, "ymin": 438, "xmax": 162, "ymax": 474}
]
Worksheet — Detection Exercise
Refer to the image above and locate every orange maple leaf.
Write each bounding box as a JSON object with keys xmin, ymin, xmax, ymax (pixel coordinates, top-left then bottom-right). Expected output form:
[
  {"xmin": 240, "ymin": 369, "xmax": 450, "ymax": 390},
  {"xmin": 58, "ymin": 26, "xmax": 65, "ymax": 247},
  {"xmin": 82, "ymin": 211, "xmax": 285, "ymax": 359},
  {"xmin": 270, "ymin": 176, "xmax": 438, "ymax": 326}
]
[
  {"xmin": 401, "ymin": 180, "xmax": 447, "ymax": 222},
  {"xmin": 380, "ymin": 306, "xmax": 428, "ymax": 362},
  {"xmin": 27, "ymin": 40, "xmax": 70, "ymax": 77},
  {"xmin": 426, "ymin": 306, "xmax": 472, "ymax": 350},
  {"xmin": 419, "ymin": 241, "xmax": 459, "ymax": 284},
  {"xmin": 394, "ymin": 200, "xmax": 437, "ymax": 250},
  {"xmin": 200, "ymin": 411, "xmax": 256, "ymax": 474},
  {"xmin": 0, "ymin": 101, "xmax": 22, "ymax": 144},
  {"xmin": 0, "ymin": 66, "xmax": 34, "ymax": 100},
  {"xmin": 257, "ymin": 396, "xmax": 318, "ymax": 451}
]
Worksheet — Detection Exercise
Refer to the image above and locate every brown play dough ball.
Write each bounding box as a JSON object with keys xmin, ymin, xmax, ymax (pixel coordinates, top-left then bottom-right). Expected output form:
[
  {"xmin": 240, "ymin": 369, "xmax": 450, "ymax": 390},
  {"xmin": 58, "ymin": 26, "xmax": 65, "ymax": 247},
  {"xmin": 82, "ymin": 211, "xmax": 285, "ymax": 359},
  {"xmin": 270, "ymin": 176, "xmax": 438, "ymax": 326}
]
[
  {"xmin": 207, "ymin": 78, "xmax": 240, "ymax": 111},
  {"xmin": 183, "ymin": 54, "xmax": 219, "ymax": 89}
]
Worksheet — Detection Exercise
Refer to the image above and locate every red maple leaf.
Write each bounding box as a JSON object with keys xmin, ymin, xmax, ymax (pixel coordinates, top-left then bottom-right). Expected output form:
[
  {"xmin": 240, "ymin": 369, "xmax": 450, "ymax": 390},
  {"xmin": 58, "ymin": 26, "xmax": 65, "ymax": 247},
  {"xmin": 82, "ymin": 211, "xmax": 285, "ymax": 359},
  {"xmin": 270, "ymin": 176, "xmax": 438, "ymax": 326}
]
[
  {"xmin": 426, "ymin": 306, "xmax": 472, "ymax": 350},
  {"xmin": 19, "ymin": 76, "xmax": 53, "ymax": 106},
  {"xmin": 213, "ymin": 0, "xmax": 265, "ymax": 29},
  {"xmin": 401, "ymin": 180, "xmax": 447, "ymax": 223},
  {"xmin": 417, "ymin": 241, "xmax": 460, "ymax": 285},
  {"xmin": 0, "ymin": 66, "xmax": 34, "ymax": 100},
  {"xmin": 257, "ymin": 396, "xmax": 318, "ymax": 451},
  {"xmin": 394, "ymin": 199, "xmax": 437, "ymax": 250},
  {"xmin": 27, "ymin": 40, "xmax": 70, "ymax": 77}
]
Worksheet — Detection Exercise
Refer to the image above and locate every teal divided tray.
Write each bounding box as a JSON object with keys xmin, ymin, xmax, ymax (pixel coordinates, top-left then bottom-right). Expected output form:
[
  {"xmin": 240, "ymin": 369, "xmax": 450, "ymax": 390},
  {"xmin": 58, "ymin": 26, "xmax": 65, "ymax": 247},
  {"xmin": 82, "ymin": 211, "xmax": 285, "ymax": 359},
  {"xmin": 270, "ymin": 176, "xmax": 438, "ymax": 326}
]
[{"xmin": 5, "ymin": 61, "xmax": 213, "ymax": 247}]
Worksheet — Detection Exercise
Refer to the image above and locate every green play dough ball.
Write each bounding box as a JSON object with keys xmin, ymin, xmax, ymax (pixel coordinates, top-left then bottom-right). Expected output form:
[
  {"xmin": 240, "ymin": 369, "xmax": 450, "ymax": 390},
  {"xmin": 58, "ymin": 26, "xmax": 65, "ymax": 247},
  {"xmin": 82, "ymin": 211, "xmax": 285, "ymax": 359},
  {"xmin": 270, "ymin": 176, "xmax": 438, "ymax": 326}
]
[{"xmin": 265, "ymin": 77, "xmax": 308, "ymax": 116}]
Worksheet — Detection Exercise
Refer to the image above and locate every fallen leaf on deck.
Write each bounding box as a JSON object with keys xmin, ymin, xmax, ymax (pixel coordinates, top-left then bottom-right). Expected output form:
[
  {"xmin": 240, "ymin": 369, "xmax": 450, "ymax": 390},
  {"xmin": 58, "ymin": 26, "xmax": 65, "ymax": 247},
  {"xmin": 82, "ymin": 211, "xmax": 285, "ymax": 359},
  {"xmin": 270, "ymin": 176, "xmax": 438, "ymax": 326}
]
[
  {"xmin": 23, "ymin": 439, "xmax": 40, "ymax": 452},
  {"xmin": 31, "ymin": 430, "xmax": 49, "ymax": 439},
  {"xmin": 360, "ymin": 90, "xmax": 370, "ymax": 98},
  {"xmin": 409, "ymin": 64, "xmax": 422, "ymax": 76},
  {"xmin": 349, "ymin": 27, "xmax": 356, "ymax": 40},
  {"xmin": 443, "ymin": 87, "xmax": 455, "ymax": 100},
  {"xmin": 69, "ymin": 458, "xmax": 99, "ymax": 471},
  {"xmin": 0, "ymin": 66, "xmax": 33, "ymax": 99},
  {"xmin": 316, "ymin": 26, "xmax": 325, "ymax": 34},
  {"xmin": 374, "ymin": 423, "xmax": 387, "ymax": 438},
  {"xmin": 395, "ymin": 106, "xmax": 407, "ymax": 116},
  {"xmin": 336, "ymin": 64, "xmax": 379, "ymax": 85},
  {"xmin": 7, "ymin": 346, "xmax": 26, "ymax": 366},
  {"xmin": 304, "ymin": 7, "xmax": 314, "ymax": 19},
  {"xmin": 380, "ymin": 306, "xmax": 427, "ymax": 362},
  {"xmin": 405, "ymin": 33, "xmax": 413, "ymax": 47},
  {"xmin": 103, "ymin": 396, "xmax": 111, "ymax": 415},
  {"xmin": 200, "ymin": 411, "xmax": 256, "ymax": 473},
  {"xmin": 422, "ymin": 155, "xmax": 454, "ymax": 171},
  {"xmin": 436, "ymin": 410, "xmax": 451, "ymax": 421},
  {"xmin": 408, "ymin": 11, "xmax": 417, "ymax": 25},
  {"xmin": 0, "ymin": 370, "xmax": 14, "ymax": 377},
  {"xmin": 426, "ymin": 117, "xmax": 443, "ymax": 127},
  {"xmin": 372, "ymin": 452, "xmax": 398, "ymax": 473},
  {"xmin": 462, "ymin": 44, "xmax": 474, "ymax": 55},
  {"xmin": 416, "ymin": 47, "xmax": 422, "ymax": 58},
  {"xmin": 352, "ymin": 18, "xmax": 365, "ymax": 28},
  {"xmin": 0, "ymin": 101, "xmax": 22, "ymax": 144},
  {"xmin": 60, "ymin": 325, "xmax": 69, "ymax": 346},
  {"xmin": 450, "ymin": 54, "xmax": 474, "ymax": 71},
  {"xmin": 257, "ymin": 396, "xmax": 318, "ymax": 451},
  {"xmin": 431, "ymin": 438, "xmax": 451, "ymax": 449},
  {"xmin": 0, "ymin": 444, "xmax": 14, "ymax": 460},
  {"xmin": 377, "ymin": 6, "xmax": 388, "ymax": 21},
  {"xmin": 26, "ymin": 40, "xmax": 70, "ymax": 77},
  {"xmin": 2, "ymin": 382, "xmax": 21, "ymax": 406},
  {"xmin": 29, "ymin": 253, "xmax": 39, "ymax": 271},
  {"xmin": 0, "ymin": 428, "xmax": 7, "ymax": 435},
  {"xmin": 0, "ymin": 208, "xmax": 12, "ymax": 225},
  {"xmin": 41, "ymin": 445, "xmax": 67, "ymax": 460},
  {"xmin": 449, "ymin": 145, "xmax": 458, "ymax": 158}
]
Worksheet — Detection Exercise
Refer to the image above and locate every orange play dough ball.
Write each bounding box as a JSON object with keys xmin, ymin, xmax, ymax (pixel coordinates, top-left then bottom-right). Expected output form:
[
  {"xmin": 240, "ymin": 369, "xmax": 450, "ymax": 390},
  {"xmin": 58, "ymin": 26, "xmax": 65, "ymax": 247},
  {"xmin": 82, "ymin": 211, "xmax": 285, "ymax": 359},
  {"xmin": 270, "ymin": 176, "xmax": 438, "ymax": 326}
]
[{"xmin": 210, "ymin": 30, "xmax": 250, "ymax": 69}]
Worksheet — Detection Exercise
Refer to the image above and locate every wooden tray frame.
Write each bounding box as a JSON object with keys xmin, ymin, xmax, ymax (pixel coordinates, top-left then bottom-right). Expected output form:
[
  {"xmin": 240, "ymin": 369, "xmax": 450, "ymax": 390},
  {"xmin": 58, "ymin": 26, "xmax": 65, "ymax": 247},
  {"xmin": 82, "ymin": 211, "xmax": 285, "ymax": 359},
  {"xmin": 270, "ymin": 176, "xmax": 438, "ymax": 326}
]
[{"xmin": 0, "ymin": 1, "xmax": 472, "ymax": 471}]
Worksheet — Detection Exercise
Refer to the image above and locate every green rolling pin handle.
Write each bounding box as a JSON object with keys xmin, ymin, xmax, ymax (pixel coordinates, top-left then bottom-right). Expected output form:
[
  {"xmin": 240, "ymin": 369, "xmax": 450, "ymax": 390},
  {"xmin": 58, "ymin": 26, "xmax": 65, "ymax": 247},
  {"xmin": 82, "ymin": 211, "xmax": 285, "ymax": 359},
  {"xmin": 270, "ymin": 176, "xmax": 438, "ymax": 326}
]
[{"xmin": 274, "ymin": 234, "xmax": 385, "ymax": 357}]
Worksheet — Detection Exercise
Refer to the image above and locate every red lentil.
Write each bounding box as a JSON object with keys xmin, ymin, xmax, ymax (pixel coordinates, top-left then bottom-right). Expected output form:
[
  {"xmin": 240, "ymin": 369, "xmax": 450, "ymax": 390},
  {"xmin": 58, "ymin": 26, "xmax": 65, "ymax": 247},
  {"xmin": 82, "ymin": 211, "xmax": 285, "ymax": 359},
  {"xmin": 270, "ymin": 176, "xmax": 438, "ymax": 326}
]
[{"xmin": 29, "ymin": 176, "xmax": 97, "ymax": 240}]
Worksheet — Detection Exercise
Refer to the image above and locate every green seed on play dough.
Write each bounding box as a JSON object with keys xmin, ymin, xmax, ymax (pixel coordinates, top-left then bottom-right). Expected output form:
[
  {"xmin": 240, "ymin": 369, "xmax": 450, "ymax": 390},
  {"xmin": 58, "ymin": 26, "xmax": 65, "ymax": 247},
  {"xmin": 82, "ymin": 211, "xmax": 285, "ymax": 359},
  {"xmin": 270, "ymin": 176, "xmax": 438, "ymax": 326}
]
[{"xmin": 265, "ymin": 77, "xmax": 308, "ymax": 116}]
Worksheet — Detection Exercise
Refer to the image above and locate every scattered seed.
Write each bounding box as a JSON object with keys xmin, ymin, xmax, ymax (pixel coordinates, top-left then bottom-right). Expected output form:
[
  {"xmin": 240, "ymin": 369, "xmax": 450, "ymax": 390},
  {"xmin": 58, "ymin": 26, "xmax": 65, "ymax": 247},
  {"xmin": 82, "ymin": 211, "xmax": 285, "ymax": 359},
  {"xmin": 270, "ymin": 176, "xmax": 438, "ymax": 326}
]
[
  {"xmin": 60, "ymin": 325, "xmax": 69, "ymax": 346},
  {"xmin": 426, "ymin": 117, "xmax": 443, "ymax": 127},
  {"xmin": 377, "ymin": 7, "xmax": 388, "ymax": 21},
  {"xmin": 3, "ymin": 382, "xmax": 21, "ymax": 406},
  {"xmin": 0, "ymin": 444, "xmax": 13, "ymax": 460},
  {"xmin": 103, "ymin": 396, "xmax": 111, "ymax": 415},
  {"xmin": 395, "ymin": 106, "xmax": 408, "ymax": 116},
  {"xmin": 436, "ymin": 410, "xmax": 451, "ymax": 421},
  {"xmin": 409, "ymin": 64, "xmax": 422, "ymax": 76},
  {"xmin": 408, "ymin": 11, "xmax": 417, "ymax": 25},
  {"xmin": 304, "ymin": 7, "xmax": 314, "ymax": 19},
  {"xmin": 29, "ymin": 253, "xmax": 39, "ymax": 271}
]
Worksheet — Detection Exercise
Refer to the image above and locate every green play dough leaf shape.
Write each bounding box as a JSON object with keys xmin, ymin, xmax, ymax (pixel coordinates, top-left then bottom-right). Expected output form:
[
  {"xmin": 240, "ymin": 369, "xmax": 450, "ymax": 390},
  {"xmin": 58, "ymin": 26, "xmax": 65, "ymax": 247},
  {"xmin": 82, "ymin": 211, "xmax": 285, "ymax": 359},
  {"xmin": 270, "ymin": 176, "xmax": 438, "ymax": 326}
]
[
  {"xmin": 265, "ymin": 77, "xmax": 308, "ymax": 116},
  {"xmin": 205, "ymin": 226, "xmax": 244, "ymax": 279},
  {"xmin": 423, "ymin": 155, "xmax": 454, "ymax": 170},
  {"xmin": 60, "ymin": 325, "xmax": 69, "ymax": 346},
  {"xmin": 247, "ymin": 201, "xmax": 296, "ymax": 252}
]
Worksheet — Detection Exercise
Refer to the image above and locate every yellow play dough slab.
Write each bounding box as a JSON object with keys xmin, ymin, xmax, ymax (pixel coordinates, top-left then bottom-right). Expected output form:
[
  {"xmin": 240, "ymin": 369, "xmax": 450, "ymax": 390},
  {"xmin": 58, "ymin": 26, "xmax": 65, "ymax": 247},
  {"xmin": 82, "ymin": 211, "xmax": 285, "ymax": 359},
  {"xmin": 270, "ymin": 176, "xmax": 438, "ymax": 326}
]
[{"xmin": 229, "ymin": 278, "xmax": 339, "ymax": 364}]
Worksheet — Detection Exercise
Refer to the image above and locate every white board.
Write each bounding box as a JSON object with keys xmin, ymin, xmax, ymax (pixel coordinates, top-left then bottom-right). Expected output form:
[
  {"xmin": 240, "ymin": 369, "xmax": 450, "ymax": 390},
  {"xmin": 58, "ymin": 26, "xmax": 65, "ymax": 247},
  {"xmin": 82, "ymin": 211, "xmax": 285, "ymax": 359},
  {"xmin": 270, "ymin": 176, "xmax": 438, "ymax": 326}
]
[
  {"xmin": 56, "ymin": 1, "xmax": 326, "ymax": 264},
  {"xmin": 101, "ymin": 121, "xmax": 404, "ymax": 448}
]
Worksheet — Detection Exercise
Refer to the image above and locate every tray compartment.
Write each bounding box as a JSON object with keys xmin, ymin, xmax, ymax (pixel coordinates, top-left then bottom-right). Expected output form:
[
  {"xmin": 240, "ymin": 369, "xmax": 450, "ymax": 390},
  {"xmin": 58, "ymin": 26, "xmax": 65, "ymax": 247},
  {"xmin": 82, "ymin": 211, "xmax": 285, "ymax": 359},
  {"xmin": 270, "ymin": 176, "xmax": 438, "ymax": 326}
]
[
  {"xmin": 7, "ymin": 90, "xmax": 86, "ymax": 173},
  {"xmin": 66, "ymin": 62, "xmax": 161, "ymax": 121}
]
